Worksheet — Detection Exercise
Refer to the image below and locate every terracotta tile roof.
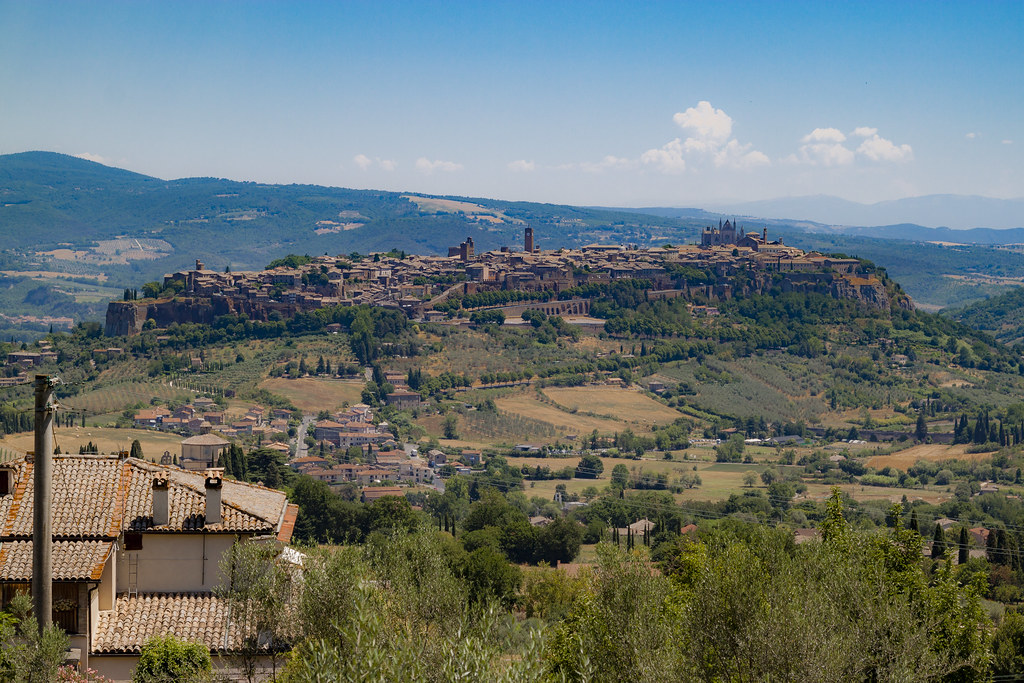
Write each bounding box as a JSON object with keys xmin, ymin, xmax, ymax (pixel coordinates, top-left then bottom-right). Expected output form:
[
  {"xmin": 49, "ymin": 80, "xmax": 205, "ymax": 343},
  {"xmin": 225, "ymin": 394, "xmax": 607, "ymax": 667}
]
[
  {"xmin": 1, "ymin": 455, "xmax": 290, "ymax": 543},
  {"xmin": 0, "ymin": 539, "xmax": 112, "ymax": 580},
  {"xmin": 92, "ymin": 593, "xmax": 239, "ymax": 654},
  {"xmin": 277, "ymin": 504, "xmax": 298, "ymax": 543},
  {"xmin": 5, "ymin": 456, "xmax": 124, "ymax": 538},
  {"xmin": 123, "ymin": 461, "xmax": 285, "ymax": 533}
]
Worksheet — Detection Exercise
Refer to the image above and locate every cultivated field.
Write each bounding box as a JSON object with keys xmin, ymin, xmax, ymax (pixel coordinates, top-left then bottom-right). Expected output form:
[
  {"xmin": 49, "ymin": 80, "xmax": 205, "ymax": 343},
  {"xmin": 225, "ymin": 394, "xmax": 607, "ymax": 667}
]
[
  {"xmin": 866, "ymin": 443, "xmax": 981, "ymax": 470},
  {"xmin": 260, "ymin": 378, "xmax": 364, "ymax": 412},
  {"xmin": 0, "ymin": 426, "xmax": 186, "ymax": 462},
  {"xmin": 493, "ymin": 394, "xmax": 631, "ymax": 437},
  {"xmin": 541, "ymin": 387, "xmax": 681, "ymax": 429},
  {"xmin": 61, "ymin": 381, "xmax": 195, "ymax": 417}
]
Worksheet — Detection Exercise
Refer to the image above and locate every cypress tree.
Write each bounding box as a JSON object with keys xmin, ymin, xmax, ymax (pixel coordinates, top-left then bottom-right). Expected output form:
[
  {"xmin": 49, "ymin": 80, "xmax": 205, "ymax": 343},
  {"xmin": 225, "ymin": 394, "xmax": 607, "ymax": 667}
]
[
  {"xmin": 931, "ymin": 523, "xmax": 945, "ymax": 559},
  {"xmin": 958, "ymin": 527, "xmax": 969, "ymax": 565},
  {"xmin": 909, "ymin": 508, "xmax": 920, "ymax": 534}
]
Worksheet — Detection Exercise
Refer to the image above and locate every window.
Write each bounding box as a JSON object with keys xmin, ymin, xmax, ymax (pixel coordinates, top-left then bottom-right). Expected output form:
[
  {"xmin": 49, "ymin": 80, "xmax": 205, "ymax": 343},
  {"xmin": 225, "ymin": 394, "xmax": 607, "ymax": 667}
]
[
  {"xmin": 0, "ymin": 468, "xmax": 13, "ymax": 496},
  {"xmin": 124, "ymin": 532, "xmax": 143, "ymax": 550},
  {"xmin": 53, "ymin": 583, "xmax": 79, "ymax": 633}
]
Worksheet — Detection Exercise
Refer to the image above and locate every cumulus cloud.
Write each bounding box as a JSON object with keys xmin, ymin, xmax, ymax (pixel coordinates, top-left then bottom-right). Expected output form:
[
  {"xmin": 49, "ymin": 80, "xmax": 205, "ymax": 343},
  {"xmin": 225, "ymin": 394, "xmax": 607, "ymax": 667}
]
[
  {"xmin": 673, "ymin": 101, "xmax": 733, "ymax": 147},
  {"xmin": 1002, "ymin": 139, "xmax": 1014, "ymax": 145},
  {"xmin": 792, "ymin": 128, "xmax": 854, "ymax": 166},
  {"xmin": 790, "ymin": 127, "xmax": 911, "ymax": 165},
  {"xmin": 803, "ymin": 128, "xmax": 847, "ymax": 144},
  {"xmin": 966, "ymin": 132, "xmax": 978, "ymax": 139},
  {"xmin": 857, "ymin": 134, "xmax": 913, "ymax": 162},
  {"xmin": 415, "ymin": 157, "xmax": 463, "ymax": 173},
  {"xmin": 642, "ymin": 100, "xmax": 768, "ymax": 173},
  {"xmin": 507, "ymin": 159, "xmax": 535, "ymax": 172},
  {"xmin": 353, "ymin": 154, "xmax": 396, "ymax": 171},
  {"xmin": 641, "ymin": 140, "xmax": 687, "ymax": 173}
]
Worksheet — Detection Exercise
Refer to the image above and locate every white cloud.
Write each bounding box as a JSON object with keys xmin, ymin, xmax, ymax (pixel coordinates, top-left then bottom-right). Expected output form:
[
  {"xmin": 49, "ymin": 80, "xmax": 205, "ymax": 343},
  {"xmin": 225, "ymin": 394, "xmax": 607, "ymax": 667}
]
[
  {"xmin": 353, "ymin": 154, "xmax": 396, "ymax": 171},
  {"xmin": 713, "ymin": 139, "xmax": 770, "ymax": 170},
  {"xmin": 642, "ymin": 100, "xmax": 768, "ymax": 173},
  {"xmin": 507, "ymin": 159, "xmax": 535, "ymax": 172},
  {"xmin": 802, "ymin": 128, "xmax": 847, "ymax": 144},
  {"xmin": 1002, "ymin": 139, "xmax": 1014, "ymax": 145},
  {"xmin": 966, "ymin": 132, "xmax": 978, "ymax": 139},
  {"xmin": 790, "ymin": 127, "xmax": 911, "ymax": 166},
  {"xmin": 415, "ymin": 157, "xmax": 463, "ymax": 173},
  {"xmin": 793, "ymin": 129, "xmax": 854, "ymax": 166},
  {"xmin": 857, "ymin": 134, "xmax": 913, "ymax": 162},
  {"xmin": 75, "ymin": 152, "xmax": 113, "ymax": 165},
  {"xmin": 641, "ymin": 139, "xmax": 686, "ymax": 173},
  {"xmin": 673, "ymin": 101, "xmax": 732, "ymax": 145}
]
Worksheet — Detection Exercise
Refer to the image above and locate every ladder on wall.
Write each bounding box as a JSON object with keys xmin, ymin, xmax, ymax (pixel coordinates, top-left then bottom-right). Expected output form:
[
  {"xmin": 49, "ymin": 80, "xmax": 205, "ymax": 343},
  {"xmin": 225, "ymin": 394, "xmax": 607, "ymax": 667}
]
[{"xmin": 127, "ymin": 553, "xmax": 139, "ymax": 597}]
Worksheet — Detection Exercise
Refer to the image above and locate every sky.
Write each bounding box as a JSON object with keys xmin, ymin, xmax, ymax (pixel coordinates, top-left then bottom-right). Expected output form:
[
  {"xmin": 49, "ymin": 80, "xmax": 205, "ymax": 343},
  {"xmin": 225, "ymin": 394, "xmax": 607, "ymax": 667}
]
[{"xmin": 1, "ymin": 1, "xmax": 1021, "ymax": 207}]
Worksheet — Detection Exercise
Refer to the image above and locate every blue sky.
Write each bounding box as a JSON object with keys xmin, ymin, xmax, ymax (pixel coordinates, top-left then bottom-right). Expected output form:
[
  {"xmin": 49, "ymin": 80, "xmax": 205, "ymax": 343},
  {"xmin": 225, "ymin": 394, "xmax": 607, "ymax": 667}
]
[{"xmin": 1, "ymin": 1, "xmax": 1021, "ymax": 206}]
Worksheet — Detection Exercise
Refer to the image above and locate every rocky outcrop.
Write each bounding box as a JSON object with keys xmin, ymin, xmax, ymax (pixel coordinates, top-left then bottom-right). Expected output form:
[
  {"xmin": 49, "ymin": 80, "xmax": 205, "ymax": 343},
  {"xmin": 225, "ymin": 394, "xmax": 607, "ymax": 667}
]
[
  {"xmin": 105, "ymin": 297, "xmax": 303, "ymax": 336},
  {"xmin": 105, "ymin": 301, "xmax": 144, "ymax": 337},
  {"xmin": 829, "ymin": 277, "xmax": 891, "ymax": 310}
]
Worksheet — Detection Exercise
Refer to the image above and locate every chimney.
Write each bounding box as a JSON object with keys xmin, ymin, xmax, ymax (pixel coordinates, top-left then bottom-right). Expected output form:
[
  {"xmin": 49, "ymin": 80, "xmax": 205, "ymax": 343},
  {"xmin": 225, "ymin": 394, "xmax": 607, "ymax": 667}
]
[
  {"xmin": 205, "ymin": 475, "xmax": 222, "ymax": 525},
  {"xmin": 152, "ymin": 477, "xmax": 169, "ymax": 526}
]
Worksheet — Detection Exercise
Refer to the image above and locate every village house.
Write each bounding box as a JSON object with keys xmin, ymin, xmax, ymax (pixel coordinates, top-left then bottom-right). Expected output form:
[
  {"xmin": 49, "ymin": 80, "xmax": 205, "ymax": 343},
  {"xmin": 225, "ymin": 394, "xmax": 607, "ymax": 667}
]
[
  {"xmin": 0, "ymin": 453, "xmax": 297, "ymax": 681},
  {"xmin": 179, "ymin": 433, "xmax": 231, "ymax": 472}
]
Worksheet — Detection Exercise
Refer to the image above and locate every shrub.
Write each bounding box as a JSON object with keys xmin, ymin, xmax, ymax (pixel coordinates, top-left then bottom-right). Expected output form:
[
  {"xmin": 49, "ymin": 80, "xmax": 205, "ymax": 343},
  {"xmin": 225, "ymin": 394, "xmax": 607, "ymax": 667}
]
[{"xmin": 132, "ymin": 634, "xmax": 211, "ymax": 682}]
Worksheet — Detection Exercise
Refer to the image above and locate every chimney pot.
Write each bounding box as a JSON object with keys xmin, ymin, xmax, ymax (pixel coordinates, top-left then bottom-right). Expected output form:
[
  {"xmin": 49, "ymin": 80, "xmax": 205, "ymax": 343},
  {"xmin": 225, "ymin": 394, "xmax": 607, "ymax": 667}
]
[
  {"xmin": 205, "ymin": 476, "xmax": 223, "ymax": 525},
  {"xmin": 152, "ymin": 477, "xmax": 169, "ymax": 526}
]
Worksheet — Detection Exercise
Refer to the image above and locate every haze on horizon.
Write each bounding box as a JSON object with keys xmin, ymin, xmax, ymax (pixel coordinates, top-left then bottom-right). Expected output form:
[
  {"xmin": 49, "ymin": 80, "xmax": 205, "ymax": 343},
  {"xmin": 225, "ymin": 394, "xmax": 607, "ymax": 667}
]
[{"xmin": 0, "ymin": 1, "xmax": 1021, "ymax": 210}]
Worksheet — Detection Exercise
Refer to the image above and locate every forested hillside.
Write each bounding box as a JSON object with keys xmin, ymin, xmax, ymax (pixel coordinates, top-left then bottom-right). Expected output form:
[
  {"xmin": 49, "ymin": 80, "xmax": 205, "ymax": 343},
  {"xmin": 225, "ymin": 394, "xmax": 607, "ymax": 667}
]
[{"xmin": 949, "ymin": 287, "xmax": 1024, "ymax": 345}]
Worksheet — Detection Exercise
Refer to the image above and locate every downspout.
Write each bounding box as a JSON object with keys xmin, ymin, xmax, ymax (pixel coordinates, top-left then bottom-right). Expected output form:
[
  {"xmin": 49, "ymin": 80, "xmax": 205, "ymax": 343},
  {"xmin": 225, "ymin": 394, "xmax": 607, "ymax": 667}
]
[
  {"xmin": 85, "ymin": 581, "xmax": 99, "ymax": 673},
  {"xmin": 202, "ymin": 533, "xmax": 207, "ymax": 586}
]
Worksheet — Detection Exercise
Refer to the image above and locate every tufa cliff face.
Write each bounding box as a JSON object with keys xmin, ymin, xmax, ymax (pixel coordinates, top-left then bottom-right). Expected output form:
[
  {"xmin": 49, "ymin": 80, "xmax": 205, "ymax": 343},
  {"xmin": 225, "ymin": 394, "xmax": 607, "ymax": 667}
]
[
  {"xmin": 105, "ymin": 298, "xmax": 221, "ymax": 336},
  {"xmin": 105, "ymin": 301, "xmax": 144, "ymax": 337},
  {"xmin": 105, "ymin": 297, "xmax": 303, "ymax": 336}
]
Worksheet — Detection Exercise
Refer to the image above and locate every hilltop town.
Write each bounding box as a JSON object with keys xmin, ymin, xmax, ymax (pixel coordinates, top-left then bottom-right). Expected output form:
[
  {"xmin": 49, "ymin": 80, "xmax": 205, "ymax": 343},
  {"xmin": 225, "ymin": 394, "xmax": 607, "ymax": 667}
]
[{"xmin": 105, "ymin": 222, "xmax": 902, "ymax": 336}]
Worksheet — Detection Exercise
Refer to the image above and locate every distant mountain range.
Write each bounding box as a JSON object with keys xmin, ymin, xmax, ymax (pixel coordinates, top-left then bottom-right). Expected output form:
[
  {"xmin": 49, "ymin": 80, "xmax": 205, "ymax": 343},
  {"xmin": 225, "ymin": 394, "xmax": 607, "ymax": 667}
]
[{"xmin": 699, "ymin": 194, "xmax": 1024, "ymax": 232}]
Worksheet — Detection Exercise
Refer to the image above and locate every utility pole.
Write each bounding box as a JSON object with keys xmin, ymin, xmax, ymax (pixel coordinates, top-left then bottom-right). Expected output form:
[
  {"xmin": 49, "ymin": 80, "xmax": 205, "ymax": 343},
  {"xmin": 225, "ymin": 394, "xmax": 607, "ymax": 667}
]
[{"xmin": 32, "ymin": 374, "xmax": 56, "ymax": 631}]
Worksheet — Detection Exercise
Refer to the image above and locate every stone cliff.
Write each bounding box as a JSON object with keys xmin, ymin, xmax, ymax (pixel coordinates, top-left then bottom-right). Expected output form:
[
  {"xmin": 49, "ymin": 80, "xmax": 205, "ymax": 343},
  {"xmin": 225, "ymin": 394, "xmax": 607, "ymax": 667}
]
[{"xmin": 105, "ymin": 297, "xmax": 303, "ymax": 336}]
